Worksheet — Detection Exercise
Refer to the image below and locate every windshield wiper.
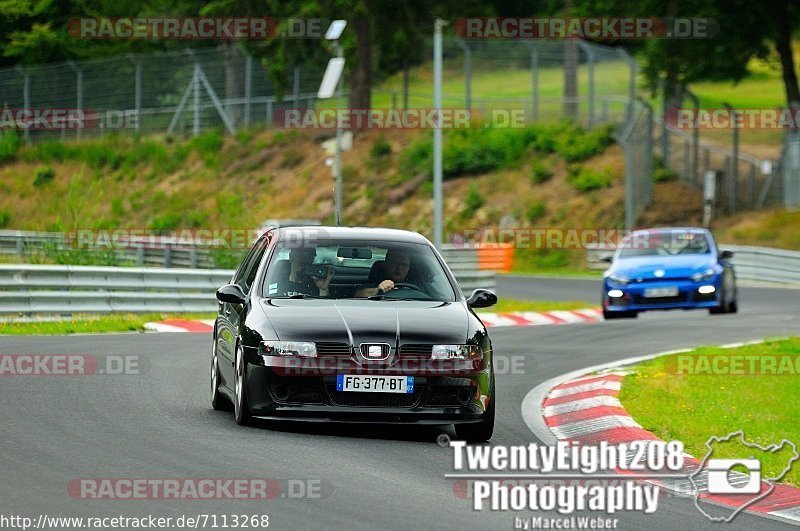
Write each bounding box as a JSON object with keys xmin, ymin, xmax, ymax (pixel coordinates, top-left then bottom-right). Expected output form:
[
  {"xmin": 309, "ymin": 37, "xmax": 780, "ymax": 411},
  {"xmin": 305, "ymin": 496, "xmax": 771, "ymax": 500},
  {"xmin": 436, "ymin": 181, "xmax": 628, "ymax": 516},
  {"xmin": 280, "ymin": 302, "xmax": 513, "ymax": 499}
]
[{"xmin": 269, "ymin": 294, "xmax": 322, "ymax": 299}]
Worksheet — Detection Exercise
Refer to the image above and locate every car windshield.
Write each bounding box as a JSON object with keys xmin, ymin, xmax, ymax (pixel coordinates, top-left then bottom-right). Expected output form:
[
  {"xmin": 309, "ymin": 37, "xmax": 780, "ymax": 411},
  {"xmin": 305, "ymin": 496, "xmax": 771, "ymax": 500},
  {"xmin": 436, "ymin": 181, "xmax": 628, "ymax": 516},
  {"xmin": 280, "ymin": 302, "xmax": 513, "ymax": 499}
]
[
  {"xmin": 260, "ymin": 238, "xmax": 457, "ymax": 302},
  {"xmin": 618, "ymin": 230, "xmax": 712, "ymax": 258}
]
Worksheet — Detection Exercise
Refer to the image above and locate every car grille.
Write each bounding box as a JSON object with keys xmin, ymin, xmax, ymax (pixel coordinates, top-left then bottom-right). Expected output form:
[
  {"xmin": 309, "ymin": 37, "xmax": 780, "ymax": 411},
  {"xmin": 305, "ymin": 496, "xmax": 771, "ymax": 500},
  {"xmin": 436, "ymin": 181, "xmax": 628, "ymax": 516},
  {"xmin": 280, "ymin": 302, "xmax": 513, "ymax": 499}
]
[
  {"xmin": 633, "ymin": 293, "xmax": 688, "ymax": 304},
  {"xmin": 325, "ymin": 385, "xmax": 423, "ymax": 407},
  {"xmin": 399, "ymin": 344, "xmax": 433, "ymax": 358},
  {"xmin": 315, "ymin": 342, "xmax": 352, "ymax": 357}
]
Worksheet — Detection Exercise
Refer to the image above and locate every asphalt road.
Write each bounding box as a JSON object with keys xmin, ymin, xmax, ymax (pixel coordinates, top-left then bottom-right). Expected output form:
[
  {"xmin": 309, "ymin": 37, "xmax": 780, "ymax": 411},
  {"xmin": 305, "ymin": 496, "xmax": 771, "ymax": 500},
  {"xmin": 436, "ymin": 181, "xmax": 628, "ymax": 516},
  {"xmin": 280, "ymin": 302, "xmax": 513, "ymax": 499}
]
[{"xmin": 1, "ymin": 279, "xmax": 799, "ymax": 530}]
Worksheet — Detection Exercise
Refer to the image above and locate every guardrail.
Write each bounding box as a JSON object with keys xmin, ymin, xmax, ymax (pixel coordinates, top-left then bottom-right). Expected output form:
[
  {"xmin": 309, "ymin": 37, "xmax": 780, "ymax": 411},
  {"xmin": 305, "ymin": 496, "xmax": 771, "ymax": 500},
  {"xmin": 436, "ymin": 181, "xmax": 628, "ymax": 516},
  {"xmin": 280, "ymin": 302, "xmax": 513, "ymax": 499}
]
[
  {"xmin": 0, "ymin": 230, "xmax": 218, "ymax": 269},
  {"xmin": 585, "ymin": 243, "xmax": 800, "ymax": 284},
  {"xmin": 0, "ymin": 251, "xmax": 496, "ymax": 315}
]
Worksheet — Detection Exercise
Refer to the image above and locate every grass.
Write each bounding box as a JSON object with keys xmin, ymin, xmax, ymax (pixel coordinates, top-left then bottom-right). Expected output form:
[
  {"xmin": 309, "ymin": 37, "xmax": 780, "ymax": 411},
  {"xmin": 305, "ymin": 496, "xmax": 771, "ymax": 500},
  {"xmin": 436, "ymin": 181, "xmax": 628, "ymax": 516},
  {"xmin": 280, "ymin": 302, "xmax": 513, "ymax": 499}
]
[
  {"xmin": 619, "ymin": 337, "xmax": 800, "ymax": 486},
  {"xmin": 481, "ymin": 298, "xmax": 595, "ymax": 313},
  {"xmin": 0, "ymin": 313, "xmax": 215, "ymax": 335}
]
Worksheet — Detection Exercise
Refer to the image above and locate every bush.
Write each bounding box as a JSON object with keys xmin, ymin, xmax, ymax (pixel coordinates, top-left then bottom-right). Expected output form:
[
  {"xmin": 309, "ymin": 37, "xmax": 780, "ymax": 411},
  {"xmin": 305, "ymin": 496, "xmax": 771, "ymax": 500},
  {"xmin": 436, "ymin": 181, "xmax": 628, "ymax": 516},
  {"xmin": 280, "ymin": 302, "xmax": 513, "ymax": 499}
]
[
  {"xmin": 554, "ymin": 124, "xmax": 614, "ymax": 162},
  {"xmin": 369, "ymin": 135, "xmax": 392, "ymax": 158},
  {"xmin": 526, "ymin": 202, "xmax": 546, "ymax": 223},
  {"xmin": 0, "ymin": 129, "xmax": 20, "ymax": 163},
  {"xmin": 400, "ymin": 126, "xmax": 537, "ymax": 179},
  {"xmin": 653, "ymin": 167, "xmax": 679, "ymax": 182},
  {"xmin": 530, "ymin": 160, "xmax": 554, "ymax": 183},
  {"xmin": 279, "ymin": 148, "xmax": 304, "ymax": 168},
  {"xmin": 33, "ymin": 165, "xmax": 56, "ymax": 187},
  {"xmin": 464, "ymin": 182, "xmax": 484, "ymax": 213},
  {"xmin": 149, "ymin": 213, "xmax": 182, "ymax": 232},
  {"xmin": 0, "ymin": 209, "xmax": 10, "ymax": 228},
  {"xmin": 567, "ymin": 165, "xmax": 612, "ymax": 192}
]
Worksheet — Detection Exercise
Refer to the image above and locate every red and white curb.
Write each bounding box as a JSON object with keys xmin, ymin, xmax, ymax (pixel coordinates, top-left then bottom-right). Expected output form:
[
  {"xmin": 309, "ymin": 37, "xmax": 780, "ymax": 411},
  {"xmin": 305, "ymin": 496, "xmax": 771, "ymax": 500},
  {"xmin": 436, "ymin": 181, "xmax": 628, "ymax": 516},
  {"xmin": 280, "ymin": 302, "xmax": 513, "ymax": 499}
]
[
  {"xmin": 522, "ymin": 342, "xmax": 800, "ymax": 525},
  {"xmin": 144, "ymin": 319, "xmax": 214, "ymax": 333},
  {"xmin": 477, "ymin": 308, "xmax": 602, "ymax": 328},
  {"xmin": 144, "ymin": 309, "xmax": 603, "ymax": 333}
]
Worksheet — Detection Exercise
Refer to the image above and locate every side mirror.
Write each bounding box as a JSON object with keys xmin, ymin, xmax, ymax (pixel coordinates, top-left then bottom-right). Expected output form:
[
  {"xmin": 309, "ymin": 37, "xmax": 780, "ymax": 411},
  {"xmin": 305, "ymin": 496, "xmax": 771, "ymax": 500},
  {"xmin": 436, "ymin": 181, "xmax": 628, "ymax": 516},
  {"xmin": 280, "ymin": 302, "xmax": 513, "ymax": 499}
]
[
  {"xmin": 719, "ymin": 250, "xmax": 734, "ymax": 259},
  {"xmin": 600, "ymin": 256, "xmax": 614, "ymax": 263},
  {"xmin": 216, "ymin": 284, "xmax": 247, "ymax": 305},
  {"xmin": 467, "ymin": 289, "xmax": 497, "ymax": 309}
]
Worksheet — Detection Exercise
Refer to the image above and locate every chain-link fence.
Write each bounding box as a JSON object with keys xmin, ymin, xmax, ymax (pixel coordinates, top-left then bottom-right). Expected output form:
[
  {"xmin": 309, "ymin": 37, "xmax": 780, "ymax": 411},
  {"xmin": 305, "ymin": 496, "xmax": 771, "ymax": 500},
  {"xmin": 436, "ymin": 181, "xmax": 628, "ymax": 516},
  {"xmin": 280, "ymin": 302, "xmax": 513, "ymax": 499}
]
[
  {"xmin": 652, "ymin": 93, "xmax": 793, "ymax": 216},
  {"xmin": 377, "ymin": 35, "xmax": 637, "ymax": 130},
  {"xmin": 0, "ymin": 45, "xmax": 325, "ymax": 141}
]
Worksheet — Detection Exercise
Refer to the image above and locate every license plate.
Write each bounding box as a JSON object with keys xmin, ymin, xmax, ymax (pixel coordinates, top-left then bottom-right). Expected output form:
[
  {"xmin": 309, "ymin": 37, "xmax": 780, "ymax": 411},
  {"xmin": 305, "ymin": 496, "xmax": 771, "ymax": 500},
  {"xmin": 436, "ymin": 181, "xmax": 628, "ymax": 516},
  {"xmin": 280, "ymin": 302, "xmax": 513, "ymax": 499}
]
[
  {"xmin": 336, "ymin": 375, "xmax": 414, "ymax": 394},
  {"xmin": 644, "ymin": 286, "xmax": 679, "ymax": 298}
]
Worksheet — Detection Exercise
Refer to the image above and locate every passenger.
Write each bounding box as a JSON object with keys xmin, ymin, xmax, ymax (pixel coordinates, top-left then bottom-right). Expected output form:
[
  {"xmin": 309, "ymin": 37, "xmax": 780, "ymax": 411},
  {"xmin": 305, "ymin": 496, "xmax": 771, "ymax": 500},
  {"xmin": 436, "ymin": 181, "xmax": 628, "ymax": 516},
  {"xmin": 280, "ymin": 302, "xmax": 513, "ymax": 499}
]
[{"xmin": 276, "ymin": 247, "xmax": 333, "ymax": 297}]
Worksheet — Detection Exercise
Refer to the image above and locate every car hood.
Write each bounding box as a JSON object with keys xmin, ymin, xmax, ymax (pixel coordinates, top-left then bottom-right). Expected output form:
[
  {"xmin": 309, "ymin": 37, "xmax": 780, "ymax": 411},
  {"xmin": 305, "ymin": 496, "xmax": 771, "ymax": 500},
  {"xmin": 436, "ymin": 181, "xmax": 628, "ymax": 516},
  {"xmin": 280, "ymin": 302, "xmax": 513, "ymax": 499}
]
[
  {"xmin": 610, "ymin": 254, "xmax": 716, "ymax": 279},
  {"xmin": 258, "ymin": 298, "xmax": 470, "ymax": 346}
]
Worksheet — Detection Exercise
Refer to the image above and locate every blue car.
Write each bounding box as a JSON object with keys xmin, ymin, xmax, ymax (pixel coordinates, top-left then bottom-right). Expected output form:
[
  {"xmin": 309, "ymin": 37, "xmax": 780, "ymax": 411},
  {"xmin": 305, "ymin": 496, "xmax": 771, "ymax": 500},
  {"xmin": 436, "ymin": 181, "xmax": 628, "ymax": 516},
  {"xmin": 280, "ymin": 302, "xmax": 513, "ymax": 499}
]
[{"xmin": 601, "ymin": 228, "xmax": 737, "ymax": 319}]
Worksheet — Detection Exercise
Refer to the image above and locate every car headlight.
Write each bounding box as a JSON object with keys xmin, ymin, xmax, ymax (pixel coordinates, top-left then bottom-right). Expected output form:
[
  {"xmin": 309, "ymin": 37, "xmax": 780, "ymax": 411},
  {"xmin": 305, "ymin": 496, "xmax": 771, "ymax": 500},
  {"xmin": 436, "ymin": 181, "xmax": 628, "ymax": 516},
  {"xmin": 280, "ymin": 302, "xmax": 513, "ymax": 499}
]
[
  {"xmin": 260, "ymin": 341, "xmax": 317, "ymax": 358},
  {"xmin": 608, "ymin": 274, "xmax": 631, "ymax": 285},
  {"xmin": 431, "ymin": 344, "xmax": 482, "ymax": 361},
  {"xmin": 690, "ymin": 268, "xmax": 715, "ymax": 282}
]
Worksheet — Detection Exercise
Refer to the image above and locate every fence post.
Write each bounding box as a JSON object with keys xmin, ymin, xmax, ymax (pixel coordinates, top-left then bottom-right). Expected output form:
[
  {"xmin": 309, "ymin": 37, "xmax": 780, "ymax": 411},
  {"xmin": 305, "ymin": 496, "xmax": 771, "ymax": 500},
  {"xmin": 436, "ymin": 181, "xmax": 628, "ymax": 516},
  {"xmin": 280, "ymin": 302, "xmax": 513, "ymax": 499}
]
[
  {"xmin": 136, "ymin": 245, "xmax": 145, "ymax": 267},
  {"xmin": 293, "ymin": 66, "xmax": 300, "ymax": 107},
  {"xmin": 578, "ymin": 42, "xmax": 595, "ymax": 129},
  {"xmin": 686, "ymin": 91, "xmax": 700, "ymax": 186},
  {"xmin": 67, "ymin": 61, "xmax": 83, "ymax": 140},
  {"xmin": 128, "ymin": 54, "xmax": 142, "ymax": 134},
  {"xmin": 659, "ymin": 76, "xmax": 669, "ymax": 166},
  {"xmin": 244, "ymin": 54, "xmax": 252, "ymax": 127},
  {"xmin": 785, "ymin": 129, "xmax": 800, "ymax": 209},
  {"xmin": 527, "ymin": 43, "xmax": 539, "ymax": 121},
  {"xmin": 724, "ymin": 102, "xmax": 738, "ymax": 212},
  {"xmin": 16, "ymin": 67, "xmax": 30, "ymax": 143},
  {"xmin": 456, "ymin": 39, "xmax": 472, "ymax": 111},
  {"xmin": 617, "ymin": 48, "xmax": 636, "ymax": 128},
  {"xmin": 193, "ymin": 63, "xmax": 201, "ymax": 137}
]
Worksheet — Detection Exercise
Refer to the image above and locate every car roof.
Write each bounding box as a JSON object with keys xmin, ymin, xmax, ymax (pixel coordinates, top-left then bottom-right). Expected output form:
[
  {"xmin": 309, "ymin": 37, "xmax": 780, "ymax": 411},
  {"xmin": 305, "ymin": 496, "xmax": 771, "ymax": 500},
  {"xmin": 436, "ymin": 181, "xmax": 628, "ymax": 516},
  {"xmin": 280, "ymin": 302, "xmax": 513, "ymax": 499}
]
[
  {"xmin": 629, "ymin": 227, "xmax": 711, "ymax": 236},
  {"xmin": 270, "ymin": 226, "xmax": 432, "ymax": 245}
]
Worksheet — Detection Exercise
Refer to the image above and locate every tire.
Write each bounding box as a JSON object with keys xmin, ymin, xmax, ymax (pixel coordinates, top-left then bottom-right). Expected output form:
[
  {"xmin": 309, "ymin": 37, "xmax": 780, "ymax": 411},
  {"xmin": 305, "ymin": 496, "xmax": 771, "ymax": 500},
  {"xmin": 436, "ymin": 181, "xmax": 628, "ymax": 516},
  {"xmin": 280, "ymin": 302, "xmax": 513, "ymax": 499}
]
[
  {"xmin": 233, "ymin": 343, "xmax": 252, "ymax": 426},
  {"xmin": 455, "ymin": 390, "xmax": 495, "ymax": 443},
  {"xmin": 211, "ymin": 343, "xmax": 228, "ymax": 411},
  {"xmin": 709, "ymin": 284, "xmax": 729, "ymax": 314},
  {"xmin": 603, "ymin": 309, "xmax": 637, "ymax": 319}
]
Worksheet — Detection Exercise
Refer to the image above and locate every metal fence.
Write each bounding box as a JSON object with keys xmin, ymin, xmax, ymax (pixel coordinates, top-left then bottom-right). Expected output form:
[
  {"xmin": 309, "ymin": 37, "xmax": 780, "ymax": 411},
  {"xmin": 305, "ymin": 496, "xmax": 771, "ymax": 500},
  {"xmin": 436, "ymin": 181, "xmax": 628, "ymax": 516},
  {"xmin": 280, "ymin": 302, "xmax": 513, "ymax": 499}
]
[
  {"xmin": 0, "ymin": 45, "xmax": 325, "ymax": 141},
  {"xmin": 378, "ymin": 36, "xmax": 638, "ymax": 129},
  {"xmin": 0, "ymin": 246, "xmax": 496, "ymax": 315},
  {"xmin": 652, "ymin": 93, "xmax": 797, "ymax": 216}
]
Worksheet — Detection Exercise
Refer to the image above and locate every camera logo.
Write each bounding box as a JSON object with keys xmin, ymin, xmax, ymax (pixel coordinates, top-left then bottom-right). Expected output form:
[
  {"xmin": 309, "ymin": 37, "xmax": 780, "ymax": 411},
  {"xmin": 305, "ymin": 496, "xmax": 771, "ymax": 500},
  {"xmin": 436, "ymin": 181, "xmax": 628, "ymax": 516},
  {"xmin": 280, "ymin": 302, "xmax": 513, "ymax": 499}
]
[
  {"xmin": 707, "ymin": 458, "xmax": 761, "ymax": 494},
  {"xmin": 689, "ymin": 430, "xmax": 798, "ymax": 523}
]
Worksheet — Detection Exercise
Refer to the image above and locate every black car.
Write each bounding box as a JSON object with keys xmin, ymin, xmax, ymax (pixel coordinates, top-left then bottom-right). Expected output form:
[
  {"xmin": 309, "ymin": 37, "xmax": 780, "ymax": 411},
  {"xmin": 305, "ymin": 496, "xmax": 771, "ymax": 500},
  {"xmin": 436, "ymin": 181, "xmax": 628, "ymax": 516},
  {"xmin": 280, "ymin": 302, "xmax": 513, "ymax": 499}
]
[{"xmin": 211, "ymin": 226, "xmax": 498, "ymax": 441}]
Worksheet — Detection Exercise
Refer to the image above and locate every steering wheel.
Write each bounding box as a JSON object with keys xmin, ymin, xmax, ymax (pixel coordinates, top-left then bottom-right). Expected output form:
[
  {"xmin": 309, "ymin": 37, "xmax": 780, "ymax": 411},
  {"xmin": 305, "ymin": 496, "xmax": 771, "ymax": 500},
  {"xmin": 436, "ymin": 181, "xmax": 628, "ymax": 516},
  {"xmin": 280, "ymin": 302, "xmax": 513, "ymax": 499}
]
[{"xmin": 390, "ymin": 282, "xmax": 424, "ymax": 292}]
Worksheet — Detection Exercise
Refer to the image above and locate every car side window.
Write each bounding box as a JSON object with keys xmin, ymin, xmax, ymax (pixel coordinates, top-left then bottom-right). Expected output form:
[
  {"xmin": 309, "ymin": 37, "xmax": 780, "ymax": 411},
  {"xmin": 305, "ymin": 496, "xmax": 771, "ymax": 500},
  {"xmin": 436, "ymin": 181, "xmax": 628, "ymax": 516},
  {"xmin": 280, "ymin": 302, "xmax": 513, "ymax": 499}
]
[
  {"xmin": 233, "ymin": 243, "xmax": 259, "ymax": 287},
  {"xmin": 233, "ymin": 236, "xmax": 269, "ymax": 291},
  {"xmin": 241, "ymin": 236, "xmax": 270, "ymax": 293}
]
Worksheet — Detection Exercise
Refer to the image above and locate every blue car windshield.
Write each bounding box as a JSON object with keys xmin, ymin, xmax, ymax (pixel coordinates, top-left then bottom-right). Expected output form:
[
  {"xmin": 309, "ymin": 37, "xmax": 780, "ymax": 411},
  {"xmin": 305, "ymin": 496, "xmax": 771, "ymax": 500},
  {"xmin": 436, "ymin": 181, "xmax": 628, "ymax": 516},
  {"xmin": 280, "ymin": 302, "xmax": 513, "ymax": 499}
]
[{"xmin": 618, "ymin": 231, "xmax": 712, "ymax": 258}]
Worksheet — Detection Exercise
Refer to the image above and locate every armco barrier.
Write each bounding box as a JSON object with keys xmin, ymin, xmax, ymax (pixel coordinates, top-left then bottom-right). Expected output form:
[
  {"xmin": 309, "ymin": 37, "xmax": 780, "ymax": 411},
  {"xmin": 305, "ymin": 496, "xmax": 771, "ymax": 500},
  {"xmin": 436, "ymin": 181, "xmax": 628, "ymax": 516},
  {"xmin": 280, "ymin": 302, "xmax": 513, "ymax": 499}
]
[
  {"xmin": 585, "ymin": 243, "xmax": 800, "ymax": 284},
  {"xmin": 0, "ymin": 258, "xmax": 495, "ymax": 315}
]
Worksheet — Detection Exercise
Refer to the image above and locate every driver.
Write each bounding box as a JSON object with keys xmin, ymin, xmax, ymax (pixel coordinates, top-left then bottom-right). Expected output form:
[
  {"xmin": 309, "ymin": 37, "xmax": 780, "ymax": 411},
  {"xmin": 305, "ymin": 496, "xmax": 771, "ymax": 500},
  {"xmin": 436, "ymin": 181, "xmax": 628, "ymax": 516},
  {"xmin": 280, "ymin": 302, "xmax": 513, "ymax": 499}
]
[{"xmin": 355, "ymin": 248, "xmax": 413, "ymax": 297}]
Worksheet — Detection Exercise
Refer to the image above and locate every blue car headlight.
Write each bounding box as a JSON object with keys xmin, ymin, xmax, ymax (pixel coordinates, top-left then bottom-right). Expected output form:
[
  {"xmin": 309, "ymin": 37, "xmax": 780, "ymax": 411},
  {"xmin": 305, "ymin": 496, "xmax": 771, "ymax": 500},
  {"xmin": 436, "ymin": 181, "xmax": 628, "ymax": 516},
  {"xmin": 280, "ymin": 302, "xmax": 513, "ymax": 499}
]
[
  {"xmin": 690, "ymin": 268, "xmax": 716, "ymax": 282},
  {"xmin": 607, "ymin": 274, "xmax": 631, "ymax": 285}
]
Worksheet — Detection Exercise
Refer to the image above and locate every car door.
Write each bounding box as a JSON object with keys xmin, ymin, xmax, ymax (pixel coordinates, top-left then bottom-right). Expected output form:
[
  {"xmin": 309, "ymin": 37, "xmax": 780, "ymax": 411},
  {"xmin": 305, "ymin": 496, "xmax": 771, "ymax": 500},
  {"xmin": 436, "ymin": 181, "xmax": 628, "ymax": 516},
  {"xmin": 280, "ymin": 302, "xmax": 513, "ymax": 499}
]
[{"xmin": 217, "ymin": 236, "xmax": 270, "ymax": 387}]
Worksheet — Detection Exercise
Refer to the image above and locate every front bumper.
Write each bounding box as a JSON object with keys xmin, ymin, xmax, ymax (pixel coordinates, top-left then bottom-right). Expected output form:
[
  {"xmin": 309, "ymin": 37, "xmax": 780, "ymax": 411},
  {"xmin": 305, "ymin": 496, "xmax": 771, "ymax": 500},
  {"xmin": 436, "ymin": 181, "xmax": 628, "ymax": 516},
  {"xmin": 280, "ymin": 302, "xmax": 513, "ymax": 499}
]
[
  {"xmin": 242, "ymin": 352, "xmax": 491, "ymax": 424},
  {"xmin": 603, "ymin": 278, "xmax": 720, "ymax": 312}
]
